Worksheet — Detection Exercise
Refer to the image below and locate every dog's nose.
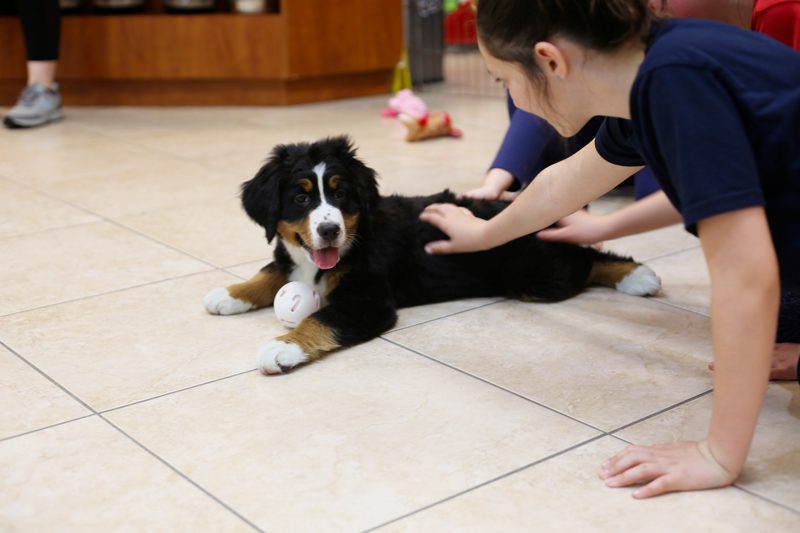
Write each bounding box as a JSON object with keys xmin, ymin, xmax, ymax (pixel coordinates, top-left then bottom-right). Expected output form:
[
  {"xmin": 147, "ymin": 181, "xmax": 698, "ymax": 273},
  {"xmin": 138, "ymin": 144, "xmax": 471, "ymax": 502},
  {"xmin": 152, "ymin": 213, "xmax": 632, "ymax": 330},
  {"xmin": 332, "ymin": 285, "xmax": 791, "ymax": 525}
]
[{"xmin": 317, "ymin": 222, "xmax": 341, "ymax": 242}]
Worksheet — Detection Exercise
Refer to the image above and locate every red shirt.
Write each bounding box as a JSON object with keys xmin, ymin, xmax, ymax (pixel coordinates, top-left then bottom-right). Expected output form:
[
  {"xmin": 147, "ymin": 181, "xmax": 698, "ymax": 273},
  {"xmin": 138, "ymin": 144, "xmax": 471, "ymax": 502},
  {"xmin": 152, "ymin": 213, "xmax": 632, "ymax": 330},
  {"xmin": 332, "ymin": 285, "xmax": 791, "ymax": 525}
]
[{"xmin": 752, "ymin": 0, "xmax": 800, "ymax": 49}]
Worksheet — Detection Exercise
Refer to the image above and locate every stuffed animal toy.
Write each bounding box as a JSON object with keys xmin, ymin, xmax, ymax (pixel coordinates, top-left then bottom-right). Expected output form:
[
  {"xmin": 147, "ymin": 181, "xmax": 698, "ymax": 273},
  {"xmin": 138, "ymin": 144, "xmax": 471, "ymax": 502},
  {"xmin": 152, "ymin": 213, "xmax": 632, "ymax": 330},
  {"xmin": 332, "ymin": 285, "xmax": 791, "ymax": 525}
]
[
  {"xmin": 382, "ymin": 89, "xmax": 463, "ymax": 142},
  {"xmin": 398, "ymin": 111, "xmax": 463, "ymax": 142}
]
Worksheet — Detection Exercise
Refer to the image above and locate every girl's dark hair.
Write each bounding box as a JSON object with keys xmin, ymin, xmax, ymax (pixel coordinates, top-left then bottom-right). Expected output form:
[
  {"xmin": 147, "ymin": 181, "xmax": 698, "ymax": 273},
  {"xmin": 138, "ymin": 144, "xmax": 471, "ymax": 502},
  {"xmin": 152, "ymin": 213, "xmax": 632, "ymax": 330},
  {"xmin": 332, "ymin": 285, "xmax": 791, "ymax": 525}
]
[{"xmin": 477, "ymin": 0, "xmax": 657, "ymax": 79}]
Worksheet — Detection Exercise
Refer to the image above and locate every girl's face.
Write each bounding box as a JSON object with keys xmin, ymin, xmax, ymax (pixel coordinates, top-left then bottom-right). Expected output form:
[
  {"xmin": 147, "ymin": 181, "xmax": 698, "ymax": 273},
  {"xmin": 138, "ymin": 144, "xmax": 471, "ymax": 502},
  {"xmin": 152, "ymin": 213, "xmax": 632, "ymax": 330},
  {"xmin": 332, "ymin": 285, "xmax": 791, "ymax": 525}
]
[{"xmin": 479, "ymin": 41, "xmax": 589, "ymax": 137}]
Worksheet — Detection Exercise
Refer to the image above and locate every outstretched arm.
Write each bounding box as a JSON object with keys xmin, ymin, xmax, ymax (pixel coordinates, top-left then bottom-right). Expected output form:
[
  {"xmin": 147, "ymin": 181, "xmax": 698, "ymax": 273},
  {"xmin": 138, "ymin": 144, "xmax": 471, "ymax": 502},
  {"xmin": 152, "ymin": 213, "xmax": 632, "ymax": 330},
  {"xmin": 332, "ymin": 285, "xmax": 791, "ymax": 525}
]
[
  {"xmin": 601, "ymin": 206, "xmax": 778, "ymax": 497},
  {"xmin": 537, "ymin": 191, "xmax": 682, "ymax": 245},
  {"xmin": 420, "ymin": 140, "xmax": 641, "ymax": 254}
]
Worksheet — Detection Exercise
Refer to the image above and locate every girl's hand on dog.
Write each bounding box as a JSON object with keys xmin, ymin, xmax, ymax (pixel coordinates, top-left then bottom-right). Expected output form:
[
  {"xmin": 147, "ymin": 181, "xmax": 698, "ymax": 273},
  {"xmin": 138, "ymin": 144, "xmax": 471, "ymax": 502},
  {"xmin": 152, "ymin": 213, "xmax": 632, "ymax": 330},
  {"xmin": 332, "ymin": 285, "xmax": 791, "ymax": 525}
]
[{"xmin": 420, "ymin": 203, "xmax": 491, "ymax": 254}]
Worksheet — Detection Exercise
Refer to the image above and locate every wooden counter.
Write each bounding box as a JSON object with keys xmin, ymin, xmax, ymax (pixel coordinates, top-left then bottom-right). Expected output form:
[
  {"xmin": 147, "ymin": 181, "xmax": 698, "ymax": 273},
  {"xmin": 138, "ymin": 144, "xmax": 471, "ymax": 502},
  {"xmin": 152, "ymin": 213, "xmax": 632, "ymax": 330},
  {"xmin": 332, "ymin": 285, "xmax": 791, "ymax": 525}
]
[{"xmin": 0, "ymin": 0, "xmax": 402, "ymax": 105}]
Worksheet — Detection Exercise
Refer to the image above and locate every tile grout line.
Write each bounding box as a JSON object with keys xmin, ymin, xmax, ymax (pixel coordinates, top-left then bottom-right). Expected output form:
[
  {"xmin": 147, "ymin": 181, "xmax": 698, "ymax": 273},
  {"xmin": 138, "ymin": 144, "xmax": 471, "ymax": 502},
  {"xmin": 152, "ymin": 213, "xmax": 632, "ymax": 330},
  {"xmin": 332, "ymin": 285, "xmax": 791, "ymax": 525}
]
[
  {"xmin": 0, "ymin": 339, "xmax": 265, "ymax": 532},
  {"xmin": 0, "ymin": 368, "xmax": 258, "ymax": 443},
  {"xmin": 606, "ymin": 388, "xmax": 713, "ymax": 435},
  {"xmin": 733, "ymin": 485, "xmax": 800, "ymax": 516},
  {"xmin": 0, "ymin": 268, "xmax": 218, "ymax": 319},
  {"xmin": 640, "ymin": 243, "xmax": 703, "ymax": 263},
  {"xmin": 364, "ymin": 433, "xmax": 608, "ymax": 532},
  {"xmin": 381, "ymin": 336, "xmax": 720, "ymax": 446},
  {"xmin": 0, "ymin": 167, "xmax": 236, "ymax": 271},
  {"xmin": 384, "ymin": 298, "xmax": 507, "ymax": 334},
  {"xmin": 0, "ymin": 414, "xmax": 98, "ymax": 445},
  {"xmin": 99, "ymin": 368, "xmax": 257, "ymax": 415},
  {"xmin": 648, "ymin": 296, "xmax": 710, "ymax": 319},
  {"xmin": 0, "ymin": 256, "xmax": 267, "ymax": 319},
  {"xmin": 379, "ymin": 337, "xmax": 607, "ymax": 435},
  {"xmin": 0, "ymin": 340, "xmax": 97, "ymax": 414},
  {"xmin": 369, "ymin": 413, "xmax": 800, "ymax": 531},
  {"xmin": 0, "ymin": 219, "xmax": 105, "ymax": 244},
  {"xmin": 97, "ymin": 414, "xmax": 265, "ymax": 533}
]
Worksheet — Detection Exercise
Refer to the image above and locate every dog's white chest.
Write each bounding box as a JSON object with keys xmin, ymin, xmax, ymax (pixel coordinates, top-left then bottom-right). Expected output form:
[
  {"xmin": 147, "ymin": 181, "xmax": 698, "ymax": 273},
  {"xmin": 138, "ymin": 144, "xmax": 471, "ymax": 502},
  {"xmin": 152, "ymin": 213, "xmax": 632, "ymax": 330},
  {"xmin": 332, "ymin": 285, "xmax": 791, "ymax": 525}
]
[{"xmin": 285, "ymin": 243, "xmax": 328, "ymax": 303}]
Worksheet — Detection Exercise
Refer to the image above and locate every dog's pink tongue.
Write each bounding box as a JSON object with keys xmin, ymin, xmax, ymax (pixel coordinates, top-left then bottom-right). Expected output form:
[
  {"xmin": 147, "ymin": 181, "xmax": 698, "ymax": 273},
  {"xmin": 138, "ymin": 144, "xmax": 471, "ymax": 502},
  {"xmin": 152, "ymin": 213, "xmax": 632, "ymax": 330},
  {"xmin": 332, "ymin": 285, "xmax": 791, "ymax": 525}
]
[{"xmin": 312, "ymin": 247, "xmax": 340, "ymax": 269}]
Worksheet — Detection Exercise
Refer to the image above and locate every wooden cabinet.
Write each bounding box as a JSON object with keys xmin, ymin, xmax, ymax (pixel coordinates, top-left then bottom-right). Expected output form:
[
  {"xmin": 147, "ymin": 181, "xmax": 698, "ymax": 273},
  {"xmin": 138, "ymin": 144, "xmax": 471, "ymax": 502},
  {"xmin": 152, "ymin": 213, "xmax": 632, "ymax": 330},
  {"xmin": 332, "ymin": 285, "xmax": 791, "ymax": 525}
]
[{"xmin": 0, "ymin": 0, "xmax": 402, "ymax": 105}]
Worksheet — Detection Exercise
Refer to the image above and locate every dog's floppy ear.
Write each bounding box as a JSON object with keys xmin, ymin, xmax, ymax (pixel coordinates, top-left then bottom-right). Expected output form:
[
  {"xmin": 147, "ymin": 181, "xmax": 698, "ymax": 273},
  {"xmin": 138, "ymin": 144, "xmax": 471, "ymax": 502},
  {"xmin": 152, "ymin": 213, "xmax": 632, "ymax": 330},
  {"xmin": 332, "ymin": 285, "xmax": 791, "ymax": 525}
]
[
  {"xmin": 241, "ymin": 144, "xmax": 290, "ymax": 243},
  {"xmin": 327, "ymin": 135, "xmax": 380, "ymax": 213},
  {"xmin": 351, "ymin": 158, "xmax": 380, "ymax": 215}
]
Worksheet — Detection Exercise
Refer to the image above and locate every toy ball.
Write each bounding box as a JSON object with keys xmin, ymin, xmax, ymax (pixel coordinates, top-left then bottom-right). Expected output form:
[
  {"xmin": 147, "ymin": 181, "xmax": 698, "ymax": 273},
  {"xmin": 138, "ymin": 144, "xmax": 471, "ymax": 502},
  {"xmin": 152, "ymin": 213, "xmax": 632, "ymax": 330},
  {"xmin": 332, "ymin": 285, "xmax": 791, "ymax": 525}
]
[{"xmin": 274, "ymin": 281, "xmax": 321, "ymax": 328}]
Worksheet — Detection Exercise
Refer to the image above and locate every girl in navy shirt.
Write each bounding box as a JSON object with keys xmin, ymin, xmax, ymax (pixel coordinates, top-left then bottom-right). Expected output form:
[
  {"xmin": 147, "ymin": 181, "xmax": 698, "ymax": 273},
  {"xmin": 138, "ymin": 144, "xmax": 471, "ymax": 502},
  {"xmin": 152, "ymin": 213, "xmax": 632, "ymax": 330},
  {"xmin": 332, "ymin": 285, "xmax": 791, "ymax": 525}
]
[{"xmin": 420, "ymin": 0, "xmax": 800, "ymax": 498}]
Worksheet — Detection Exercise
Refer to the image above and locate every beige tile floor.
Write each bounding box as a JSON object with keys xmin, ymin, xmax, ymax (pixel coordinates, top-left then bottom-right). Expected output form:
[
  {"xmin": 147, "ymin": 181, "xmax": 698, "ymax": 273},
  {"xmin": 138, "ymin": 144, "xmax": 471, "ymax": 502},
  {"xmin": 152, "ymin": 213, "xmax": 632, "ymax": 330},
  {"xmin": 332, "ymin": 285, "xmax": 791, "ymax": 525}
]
[{"xmin": 0, "ymin": 93, "xmax": 797, "ymax": 532}]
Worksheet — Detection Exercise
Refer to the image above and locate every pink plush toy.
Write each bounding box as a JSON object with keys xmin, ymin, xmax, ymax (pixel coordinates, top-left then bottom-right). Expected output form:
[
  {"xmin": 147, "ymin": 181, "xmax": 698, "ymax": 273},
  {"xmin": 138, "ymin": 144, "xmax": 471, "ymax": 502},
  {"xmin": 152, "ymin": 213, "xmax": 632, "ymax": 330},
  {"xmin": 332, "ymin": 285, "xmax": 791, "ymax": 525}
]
[{"xmin": 381, "ymin": 89, "xmax": 428, "ymax": 118}]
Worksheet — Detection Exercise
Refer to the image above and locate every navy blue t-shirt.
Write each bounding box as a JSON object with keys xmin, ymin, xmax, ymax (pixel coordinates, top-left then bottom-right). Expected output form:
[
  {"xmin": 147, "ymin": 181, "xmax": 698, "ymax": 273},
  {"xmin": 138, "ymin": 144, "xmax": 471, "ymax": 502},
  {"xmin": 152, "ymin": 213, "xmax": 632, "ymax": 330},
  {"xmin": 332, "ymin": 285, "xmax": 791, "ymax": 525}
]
[
  {"xmin": 595, "ymin": 18, "xmax": 800, "ymax": 284},
  {"xmin": 492, "ymin": 95, "xmax": 603, "ymax": 185}
]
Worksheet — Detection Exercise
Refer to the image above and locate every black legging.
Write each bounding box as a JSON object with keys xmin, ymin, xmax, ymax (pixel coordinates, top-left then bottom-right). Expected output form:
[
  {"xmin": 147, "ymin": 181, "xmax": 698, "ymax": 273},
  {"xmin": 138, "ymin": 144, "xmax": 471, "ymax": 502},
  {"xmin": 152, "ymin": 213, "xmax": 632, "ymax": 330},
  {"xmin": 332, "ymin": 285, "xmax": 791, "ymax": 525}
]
[
  {"xmin": 778, "ymin": 290, "xmax": 800, "ymax": 343},
  {"xmin": 15, "ymin": 0, "xmax": 61, "ymax": 61}
]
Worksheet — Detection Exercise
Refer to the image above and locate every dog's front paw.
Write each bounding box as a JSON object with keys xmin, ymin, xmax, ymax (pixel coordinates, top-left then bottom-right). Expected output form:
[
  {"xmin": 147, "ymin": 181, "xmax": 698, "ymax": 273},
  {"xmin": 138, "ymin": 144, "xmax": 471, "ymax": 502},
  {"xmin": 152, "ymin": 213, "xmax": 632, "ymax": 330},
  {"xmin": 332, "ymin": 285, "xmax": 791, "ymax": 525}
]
[
  {"xmin": 204, "ymin": 287, "xmax": 254, "ymax": 315},
  {"xmin": 257, "ymin": 340, "xmax": 309, "ymax": 375}
]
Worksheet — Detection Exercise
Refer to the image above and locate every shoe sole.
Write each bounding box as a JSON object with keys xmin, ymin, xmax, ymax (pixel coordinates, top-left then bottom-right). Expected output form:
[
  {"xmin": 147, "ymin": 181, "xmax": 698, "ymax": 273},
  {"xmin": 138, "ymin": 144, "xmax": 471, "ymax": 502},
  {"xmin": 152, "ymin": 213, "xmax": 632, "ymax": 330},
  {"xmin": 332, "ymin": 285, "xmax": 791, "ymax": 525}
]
[{"xmin": 3, "ymin": 108, "xmax": 65, "ymax": 129}]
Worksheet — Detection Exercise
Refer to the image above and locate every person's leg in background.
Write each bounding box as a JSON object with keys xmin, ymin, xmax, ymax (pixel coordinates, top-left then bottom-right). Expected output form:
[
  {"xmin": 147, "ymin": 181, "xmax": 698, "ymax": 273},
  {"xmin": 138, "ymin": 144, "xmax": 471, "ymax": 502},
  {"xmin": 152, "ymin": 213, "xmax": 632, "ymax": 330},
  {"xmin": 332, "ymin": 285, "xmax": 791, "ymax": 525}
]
[
  {"xmin": 775, "ymin": 290, "xmax": 800, "ymax": 383},
  {"xmin": 3, "ymin": 0, "xmax": 63, "ymax": 129}
]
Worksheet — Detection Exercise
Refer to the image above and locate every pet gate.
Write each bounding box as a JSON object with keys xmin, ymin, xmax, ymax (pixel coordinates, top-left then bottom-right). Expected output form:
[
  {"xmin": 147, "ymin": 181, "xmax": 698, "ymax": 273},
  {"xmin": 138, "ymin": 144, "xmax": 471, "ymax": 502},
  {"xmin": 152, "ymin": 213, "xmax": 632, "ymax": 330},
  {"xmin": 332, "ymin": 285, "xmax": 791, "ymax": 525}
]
[{"xmin": 405, "ymin": 0, "xmax": 505, "ymax": 98}]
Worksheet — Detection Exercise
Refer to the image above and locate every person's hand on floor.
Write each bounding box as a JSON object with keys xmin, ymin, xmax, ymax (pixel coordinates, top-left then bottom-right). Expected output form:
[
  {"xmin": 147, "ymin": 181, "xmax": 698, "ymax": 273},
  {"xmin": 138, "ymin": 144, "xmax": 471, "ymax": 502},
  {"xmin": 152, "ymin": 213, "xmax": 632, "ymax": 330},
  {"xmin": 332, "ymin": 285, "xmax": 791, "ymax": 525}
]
[{"xmin": 599, "ymin": 440, "xmax": 736, "ymax": 498}]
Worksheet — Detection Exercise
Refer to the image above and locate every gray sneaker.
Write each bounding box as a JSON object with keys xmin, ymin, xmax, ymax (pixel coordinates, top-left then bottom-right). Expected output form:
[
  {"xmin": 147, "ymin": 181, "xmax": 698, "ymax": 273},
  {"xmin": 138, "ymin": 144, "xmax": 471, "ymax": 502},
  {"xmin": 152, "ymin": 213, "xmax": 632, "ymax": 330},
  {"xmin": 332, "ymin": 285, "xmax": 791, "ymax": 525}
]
[{"xmin": 3, "ymin": 83, "xmax": 64, "ymax": 129}]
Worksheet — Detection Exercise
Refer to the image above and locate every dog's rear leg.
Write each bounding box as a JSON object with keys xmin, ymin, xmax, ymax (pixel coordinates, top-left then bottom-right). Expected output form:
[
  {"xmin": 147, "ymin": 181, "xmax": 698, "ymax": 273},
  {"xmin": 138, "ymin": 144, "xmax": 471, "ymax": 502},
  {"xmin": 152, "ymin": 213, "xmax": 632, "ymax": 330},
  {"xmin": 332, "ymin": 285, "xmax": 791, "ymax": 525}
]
[
  {"xmin": 204, "ymin": 263, "xmax": 287, "ymax": 315},
  {"xmin": 587, "ymin": 251, "xmax": 661, "ymax": 296}
]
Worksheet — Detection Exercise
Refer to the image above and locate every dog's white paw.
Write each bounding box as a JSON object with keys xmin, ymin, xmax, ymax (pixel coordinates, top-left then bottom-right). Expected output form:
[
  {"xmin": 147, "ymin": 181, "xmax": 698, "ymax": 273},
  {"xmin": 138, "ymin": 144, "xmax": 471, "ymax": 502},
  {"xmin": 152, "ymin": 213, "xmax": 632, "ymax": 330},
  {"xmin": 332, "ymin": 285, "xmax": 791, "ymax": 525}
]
[
  {"xmin": 616, "ymin": 265, "xmax": 661, "ymax": 296},
  {"xmin": 257, "ymin": 340, "xmax": 309, "ymax": 375},
  {"xmin": 204, "ymin": 287, "xmax": 254, "ymax": 315}
]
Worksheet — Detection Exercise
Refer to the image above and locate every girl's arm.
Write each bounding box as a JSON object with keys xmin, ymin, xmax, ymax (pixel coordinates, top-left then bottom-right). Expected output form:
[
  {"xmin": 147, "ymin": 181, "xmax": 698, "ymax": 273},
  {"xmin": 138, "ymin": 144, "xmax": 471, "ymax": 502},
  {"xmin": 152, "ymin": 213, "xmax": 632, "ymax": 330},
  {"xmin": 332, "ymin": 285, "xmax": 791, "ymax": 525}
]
[
  {"xmin": 601, "ymin": 206, "xmax": 779, "ymax": 497},
  {"xmin": 700, "ymin": 206, "xmax": 778, "ymax": 473},
  {"xmin": 537, "ymin": 191, "xmax": 682, "ymax": 244},
  {"xmin": 420, "ymin": 140, "xmax": 641, "ymax": 254}
]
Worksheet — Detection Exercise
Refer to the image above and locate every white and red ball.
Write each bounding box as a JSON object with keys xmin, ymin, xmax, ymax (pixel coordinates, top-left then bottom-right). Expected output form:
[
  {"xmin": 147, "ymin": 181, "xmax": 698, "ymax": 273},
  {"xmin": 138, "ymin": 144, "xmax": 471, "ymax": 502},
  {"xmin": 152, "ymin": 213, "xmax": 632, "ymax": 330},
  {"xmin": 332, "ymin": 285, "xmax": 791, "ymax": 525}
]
[{"xmin": 273, "ymin": 281, "xmax": 321, "ymax": 328}]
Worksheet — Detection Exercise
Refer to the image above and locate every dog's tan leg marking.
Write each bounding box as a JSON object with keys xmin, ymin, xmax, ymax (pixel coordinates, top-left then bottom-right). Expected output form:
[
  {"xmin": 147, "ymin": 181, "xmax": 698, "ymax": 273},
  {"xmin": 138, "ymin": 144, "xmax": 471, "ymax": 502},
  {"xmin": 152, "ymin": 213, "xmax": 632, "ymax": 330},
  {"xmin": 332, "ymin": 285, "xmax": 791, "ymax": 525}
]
[
  {"xmin": 228, "ymin": 266, "xmax": 287, "ymax": 309},
  {"xmin": 588, "ymin": 259, "xmax": 661, "ymax": 296},
  {"xmin": 587, "ymin": 261, "xmax": 640, "ymax": 288},
  {"xmin": 276, "ymin": 316, "xmax": 339, "ymax": 360}
]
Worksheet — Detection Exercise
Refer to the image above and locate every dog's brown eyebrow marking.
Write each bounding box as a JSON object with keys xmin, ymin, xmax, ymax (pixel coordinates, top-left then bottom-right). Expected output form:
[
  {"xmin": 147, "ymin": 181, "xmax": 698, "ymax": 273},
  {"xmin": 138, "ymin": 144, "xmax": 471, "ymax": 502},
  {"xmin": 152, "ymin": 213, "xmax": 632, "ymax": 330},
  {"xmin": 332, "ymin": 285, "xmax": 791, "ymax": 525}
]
[
  {"xmin": 298, "ymin": 178, "xmax": 313, "ymax": 192},
  {"xmin": 328, "ymin": 175, "xmax": 340, "ymax": 189}
]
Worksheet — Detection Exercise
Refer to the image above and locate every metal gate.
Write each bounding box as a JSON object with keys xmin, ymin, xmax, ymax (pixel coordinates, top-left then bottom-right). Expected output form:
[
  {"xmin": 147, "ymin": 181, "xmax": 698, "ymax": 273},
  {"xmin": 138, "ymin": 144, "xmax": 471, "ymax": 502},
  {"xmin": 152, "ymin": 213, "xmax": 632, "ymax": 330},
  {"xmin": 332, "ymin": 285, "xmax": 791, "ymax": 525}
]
[{"xmin": 405, "ymin": 0, "xmax": 504, "ymax": 97}]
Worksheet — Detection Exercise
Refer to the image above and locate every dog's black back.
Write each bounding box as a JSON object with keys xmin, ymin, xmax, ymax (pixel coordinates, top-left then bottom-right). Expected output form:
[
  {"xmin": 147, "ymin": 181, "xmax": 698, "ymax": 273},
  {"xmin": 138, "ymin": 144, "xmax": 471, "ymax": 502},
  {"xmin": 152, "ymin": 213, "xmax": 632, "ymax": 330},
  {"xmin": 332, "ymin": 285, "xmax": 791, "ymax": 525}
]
[{"xmin": 370, "ymin": 191, "xmax": 597, "ymax": 307}]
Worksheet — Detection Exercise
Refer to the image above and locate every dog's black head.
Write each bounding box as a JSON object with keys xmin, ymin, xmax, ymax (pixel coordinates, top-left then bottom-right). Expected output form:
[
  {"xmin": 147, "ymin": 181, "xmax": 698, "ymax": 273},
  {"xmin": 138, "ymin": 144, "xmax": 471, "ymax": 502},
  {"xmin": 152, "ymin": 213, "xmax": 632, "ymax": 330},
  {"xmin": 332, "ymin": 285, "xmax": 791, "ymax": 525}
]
[{"xmin": 241, "ymin": 136, "xmax": 379, "ymax": 270}]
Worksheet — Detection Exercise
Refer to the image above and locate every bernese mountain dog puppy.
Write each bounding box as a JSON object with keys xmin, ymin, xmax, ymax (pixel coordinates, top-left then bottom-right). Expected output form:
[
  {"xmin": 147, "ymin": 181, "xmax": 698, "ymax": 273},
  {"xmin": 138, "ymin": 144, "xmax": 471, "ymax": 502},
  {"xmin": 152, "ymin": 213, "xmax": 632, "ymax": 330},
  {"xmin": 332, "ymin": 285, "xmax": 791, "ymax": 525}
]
[{"xmin": 204, "ymin": 136, "xmax": 660, "ymax": 375}]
